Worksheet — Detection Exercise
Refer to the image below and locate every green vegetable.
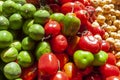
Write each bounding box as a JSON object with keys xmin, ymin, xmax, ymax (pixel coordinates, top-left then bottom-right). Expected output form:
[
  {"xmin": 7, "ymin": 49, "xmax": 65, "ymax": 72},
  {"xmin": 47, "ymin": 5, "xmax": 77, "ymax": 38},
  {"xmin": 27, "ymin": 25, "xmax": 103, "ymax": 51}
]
[
  {"xmin": 0, "ymin": 16, "xmax": 9, "ymax": 30},
  {"xmin": 62, "ymin": 13, "xmax": 81, "ymax": 36},
  {"xmin": 0, "ymin": 30, "xmax": 13, "ymax": 48},
  {"xmin": 3, "ymin": 62, "xmax": 21, "ymax": 80},
  {"xmin": 73, "ymin": 50, "xmax": 94, "ymax": 69},
  {"xmin": 50, "ymin": 13, "xmax": 64, "ymax": 22},
  {"xmin": 1, "ymin": 47, "xmax": 18, "ymax": 63},
  {"xmin": 10, "ymin": 41, "xmax": 22, "ymax": 51},
  {"xmin": 28, "ymin": 24, "xmax": 45, "ymax": 40},
  {"xmin": 34, "ymin": 10, "xmax": 50, "ymax": 25},
  {"xmin": 35, "ymin": 41, "xmax": 51, "ymax": 60},
  {"xmin": 17, "ymin": 51, "xmax": 33, "ymax": 67},
  {"xmin": 9, "ymin": 13, "xmax": 23, "ymax": 30},
  {"xmin": 20, "ymin": 3, "xmax": 36, "ymax": 18},
  {"xmin": 21, "ymin": 36, "xmax": 35, "ymax": 50},
  {"xmin": 92, "ymin": 50, "xmax": 108, "ymax": 66}
]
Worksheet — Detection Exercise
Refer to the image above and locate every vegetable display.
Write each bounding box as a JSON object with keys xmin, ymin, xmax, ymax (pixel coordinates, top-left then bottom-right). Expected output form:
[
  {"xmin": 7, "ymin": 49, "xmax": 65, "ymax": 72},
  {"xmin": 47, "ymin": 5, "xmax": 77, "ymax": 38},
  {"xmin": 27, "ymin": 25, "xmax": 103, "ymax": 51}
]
[{"xmin": 0, "ymin": 0, "xmax": 120, "ymax": 80}]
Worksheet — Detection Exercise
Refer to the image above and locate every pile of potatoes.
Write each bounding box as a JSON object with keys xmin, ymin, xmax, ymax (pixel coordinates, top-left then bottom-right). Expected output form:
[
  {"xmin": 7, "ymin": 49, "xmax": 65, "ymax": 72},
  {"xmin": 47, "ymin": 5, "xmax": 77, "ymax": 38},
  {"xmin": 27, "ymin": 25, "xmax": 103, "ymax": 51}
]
[{"xmin": 90, "ymin": 0, "xmax": 120, "ymax": 67}]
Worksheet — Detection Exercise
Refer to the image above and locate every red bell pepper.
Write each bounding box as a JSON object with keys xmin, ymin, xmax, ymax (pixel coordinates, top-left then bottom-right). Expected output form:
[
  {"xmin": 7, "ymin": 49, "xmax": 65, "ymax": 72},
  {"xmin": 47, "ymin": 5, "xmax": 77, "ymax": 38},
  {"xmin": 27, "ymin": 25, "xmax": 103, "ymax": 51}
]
[
  {"xmin": 78, "ymin": 32, "xmax": 100, "ymax": 54},
  {"xmin": 61, "ymin": 2, "xmax": 85, "ymax": 14}
]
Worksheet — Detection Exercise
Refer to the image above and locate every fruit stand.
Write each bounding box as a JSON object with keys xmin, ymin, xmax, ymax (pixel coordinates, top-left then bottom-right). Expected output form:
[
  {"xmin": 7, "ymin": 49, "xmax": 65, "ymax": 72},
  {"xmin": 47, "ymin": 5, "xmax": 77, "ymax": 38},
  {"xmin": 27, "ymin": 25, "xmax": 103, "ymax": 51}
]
[{"xmin": 0, "ymin": 0, "xmax": 120, "ymax": 80}]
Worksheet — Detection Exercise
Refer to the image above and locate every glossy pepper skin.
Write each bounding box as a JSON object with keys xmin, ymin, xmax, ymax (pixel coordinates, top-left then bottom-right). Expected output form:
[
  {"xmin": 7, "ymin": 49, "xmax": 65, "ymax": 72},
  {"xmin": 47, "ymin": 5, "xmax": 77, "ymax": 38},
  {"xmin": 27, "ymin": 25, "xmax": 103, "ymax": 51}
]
[
  {"xmin": 61, "ymin": 13, "xmax": 81, "ymax": 36},
  {"xmin": 20, "ymin": 63, "xmax": 37, "ymax": 80},
  {"xmin": 78, "ymin": 34, "xmax": 100, "ymax": 54}
]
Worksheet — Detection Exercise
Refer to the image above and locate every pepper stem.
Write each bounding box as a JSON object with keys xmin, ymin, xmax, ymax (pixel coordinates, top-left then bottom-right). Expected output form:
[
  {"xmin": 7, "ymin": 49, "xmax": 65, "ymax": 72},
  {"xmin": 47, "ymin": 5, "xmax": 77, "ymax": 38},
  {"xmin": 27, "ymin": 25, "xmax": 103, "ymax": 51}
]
[{"xmin": 41, "ymin": 35, "xmax": 51, "ymax": 41}]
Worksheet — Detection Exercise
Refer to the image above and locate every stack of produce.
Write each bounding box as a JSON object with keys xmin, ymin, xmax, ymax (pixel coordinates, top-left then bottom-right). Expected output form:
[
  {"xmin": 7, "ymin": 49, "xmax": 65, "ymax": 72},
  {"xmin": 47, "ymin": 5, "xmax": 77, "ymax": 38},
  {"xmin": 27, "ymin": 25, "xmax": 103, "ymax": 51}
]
[
  {"xmin": 0, "ymin": 0, "xmax": 120, "ymax": 80},
  {"xmin": 90, "ymin": 0, "xmax": 120, "ymax": 70}
]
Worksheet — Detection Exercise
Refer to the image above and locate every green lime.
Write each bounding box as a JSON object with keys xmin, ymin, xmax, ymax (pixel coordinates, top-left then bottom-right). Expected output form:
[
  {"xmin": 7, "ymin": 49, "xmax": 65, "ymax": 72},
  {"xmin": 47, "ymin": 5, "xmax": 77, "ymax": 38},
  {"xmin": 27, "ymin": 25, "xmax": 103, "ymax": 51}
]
[
  {"xmin": 28, "ymin": 24, "xmax": 45, "ymax": 41},
  {"xmin": 1, "ymin": 47, "xmax": 18, "ymax": 63},
  {"xmin": 0, "ymin": 16, "xmax": 9, "ymax": 30},
  {"xmin": 2, "ymin": 0, "xmax": 19, "ymax": 15},
  {"xmin": 23, "ymin": 19, "xmax": 34, "ymax": 35},
  {"xmin": 3, "ymin": 62, "xmax": 21, "ymax": 80},
  {"xmin": 20, "ymin": 3, "xmax": 36, "ymax": 19},
  {"xmin": 34, "ymin": 9, "xmax": 50, "ymax": 25},
  {"xmin": 9, "ymin": 13, "xmax": 23, "ymax": 30},
  {"xmin": 21, "ymin": 36, "xmax": 35, "ymax": 50},
  {"xmin": 9, "ymin": 41, "xmax": 22, "ymax": 51},
  {"xmin": 0, "ymin": 30, "xmax": 13, "ymax": 48},
  {"xmin": 17, "ymin": 51, "xmax": 33, "ymax": 67},
  {"xmin": 35, "ymin": 41, "xmax": 51, "ymax": 60}
]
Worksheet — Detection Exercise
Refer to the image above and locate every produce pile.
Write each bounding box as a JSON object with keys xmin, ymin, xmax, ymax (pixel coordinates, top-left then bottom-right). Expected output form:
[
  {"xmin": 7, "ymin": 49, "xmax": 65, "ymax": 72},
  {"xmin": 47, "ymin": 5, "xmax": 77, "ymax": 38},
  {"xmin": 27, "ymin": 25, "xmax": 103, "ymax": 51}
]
[{"xmin": 0, "ymin": 0, "xmax": 120, "ymax": 80}]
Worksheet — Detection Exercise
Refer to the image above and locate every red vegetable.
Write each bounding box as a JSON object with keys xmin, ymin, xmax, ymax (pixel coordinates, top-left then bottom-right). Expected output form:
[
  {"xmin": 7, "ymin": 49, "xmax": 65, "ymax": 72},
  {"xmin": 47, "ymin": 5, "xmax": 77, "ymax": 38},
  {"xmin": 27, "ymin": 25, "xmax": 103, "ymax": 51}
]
[
  {"xmin": 61, "ymin": 2, "xmax": 84, "ymax": 14},
  {"xmin": 55, "ymin": 53, "xmax": 69, "ymax": 69},
  {"xmin": 100, "ymin": 40, "xmax": 110, "ymax": 52},
  {"xmin": 38, "ymin": 53, "xmax": 59, "ymax": 77},
  {"xmin": 44, "ymin": 20, "xmax": 61, "ymax": 37},
  {"xmin": 62, "ymin": 62, "xmax": 78, "ymax": 79},
  {"xmin": 106, "ymin": 53, "xmax": 116, "ymax": 65},
  {"xmin": 20, "ymin": 63, "xmax": 37, "ymax": 80},
  {"xmin": 78, "ymin": 34, "xmax": 100, "ymax": 53},
  {"xmin": 86, "ymin": 21, "xmax": 105, "ymax": 38},
  {"xmin": 106, "ymin": 76, "xmax": 120, "ymax": 80},
  {"xmin": 75, "ymin": 10, "xmax": 89, "ymax": 25},
  {"xmin": 57, "ymin": 0, "xmax": 74, "ymax": 5},
  {"xmin": 100, "ymin": 63, "xmax": 120, "ymax": 78},
  {"xmin": 51, "ymin": 34, "xmax": 68, "ymax": 52}
]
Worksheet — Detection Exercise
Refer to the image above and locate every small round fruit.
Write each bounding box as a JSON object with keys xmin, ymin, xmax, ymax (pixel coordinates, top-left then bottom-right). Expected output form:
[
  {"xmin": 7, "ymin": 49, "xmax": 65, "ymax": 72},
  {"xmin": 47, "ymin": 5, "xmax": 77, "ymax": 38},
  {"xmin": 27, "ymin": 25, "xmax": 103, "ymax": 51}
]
[
  {"xmin": 9, "ymin": 13, "xmax": 23, "ymax": 30},
  {"xmin": 34, "ymin": 10, "xmax": 50, "ymax": 25},
  {"xmin": 51, "ymin": 34, "xmax": 68, "ymax": 52},
  {"xmin": 3, "ymin": 62, "xmax": 21, "ymax": 80},
  {"xmin": 50, "ymin": 13, "xmax": 64, "ymax": 22},
  {"xmin": 0, "ymin": 16, "xmax": 9, "ymax": 30},
  {"xmin": 21, "ymin": 36, "xmax": 35, "ymax": 50},
  {"xmin": 17, "ymin": 51, "xmax": 33, "ymax": 67},
  {"xmin": 106, "ymin": 53, "xmax": 116, "ymax": 65},
  {"xmin": 92, "ymin": 50, "xmax": 108, "ymax": 66},
  {"xmin": 100, "ymin": 64, "xmax": 120, "ymax": 77},
  {"xmin": 23, "ymin": 19, "xmax": 34, "ymax": 35},
  {"xmin": 28, "ymin": 24, "xmax": 45, "ymax": 40},
  {"xmin": 9, "ymin": 41, "xmax": 22, "ymax": 51},
  {"xmin": 0, "ymin": 30, "xmax": 13, "ymax": 48},
  {"xmin": 20, "ymin": 3, "xmax": 36, "ymax": 18},
  {"xmin": 44, "ymin": 21, "xmax": 61, "ymax": 37},
  {"xmin": 2, "ymin": 0, "xmax": 19, "ymax": 15},
  {"xmin": 35, "ymin": 41, "xmax": 51, "ymax": 60},
  {"xmin": 1, "ymin": 47, "xmax": 18, "ymax": 63},
  {"xmin": 38, "ymin": 53, "xmax": 59, "ymax": 75},
  {"xmin": 73, "ymin": 50, "xmax": 94, "ymax": 69}
]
